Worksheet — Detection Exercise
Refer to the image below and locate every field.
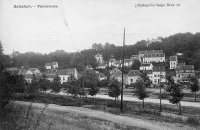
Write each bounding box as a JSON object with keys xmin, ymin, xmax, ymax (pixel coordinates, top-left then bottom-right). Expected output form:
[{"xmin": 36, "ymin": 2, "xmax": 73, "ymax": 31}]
[{"xmin": 10, "ymin": 92, "xmax": 200, "ymax": 129}]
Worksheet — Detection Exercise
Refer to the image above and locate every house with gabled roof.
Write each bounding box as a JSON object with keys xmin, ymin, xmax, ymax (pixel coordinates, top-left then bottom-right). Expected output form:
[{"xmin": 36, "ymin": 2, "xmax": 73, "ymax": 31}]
[
  {"xmin": 45, "ymin": 63, "xmax": 52, "ymax": 70},
  {"xmin": 95, "ymin": 53, "xmax": 104, "ymax": 64},
  {"xmin": 58, "ymin": 68, "xmax": 79, "ymax": 84},
  {"xmin": 126, "ymin": 70, "xmax": 141, "ymax": 85},
  {"xmin": 152, "ymin": 66, "xmax": 166, "ymax": 85},
  {"xmin": 169, "ymin": 56, "xmax": 178, "ymax": 69},
  {"xmin": 175, "ymin": 65, "xmax": 195, "ymax": 83},
  {"xmin": 124, "ymin": 59, "xmax": 133, "ymax": 67},
  {"xmin": 45, "ymin": 62, "xmax": 58, "ymax": 70}
]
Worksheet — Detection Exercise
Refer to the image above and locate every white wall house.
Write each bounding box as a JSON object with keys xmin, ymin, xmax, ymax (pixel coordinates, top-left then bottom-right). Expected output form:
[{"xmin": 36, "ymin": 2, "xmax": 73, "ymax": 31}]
[
  {"xmin": 169, "ymin": 56, "xmax": 178, "ymax": 69},
  {"xmin": 45, "ymin": 63, "xmax": 52, "ymax": 70},
  {"xmin": 95, "ymin": 53, "xmax": 104, "ymax": 64},
  {"xmin": 58, "ymin": 68, "xmax": 79, "ymax": 84},
  {"xmin": 152, "ymin": 66, "xmax": 166, "ymax": 85},
  {"xmin": 139, "ymin": 63, "xmax": 153, "ymax": 71},
  {"xmin": 124, "ymin": 59, "xmax": 133, "ymax": 67},
  {"xmin": 52, "ymin": 62, "xmax": 58, "ymax": 69},
  {"xmin": 126, "ymin": 70, "xmax": 141, "ymax": 85}
]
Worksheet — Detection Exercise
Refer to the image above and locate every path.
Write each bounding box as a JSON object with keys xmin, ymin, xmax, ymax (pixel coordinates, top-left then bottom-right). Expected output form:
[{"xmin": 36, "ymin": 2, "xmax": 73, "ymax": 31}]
[{"xmin": 16, "ymin": 101, "xmax": 196, "ymax": 130}]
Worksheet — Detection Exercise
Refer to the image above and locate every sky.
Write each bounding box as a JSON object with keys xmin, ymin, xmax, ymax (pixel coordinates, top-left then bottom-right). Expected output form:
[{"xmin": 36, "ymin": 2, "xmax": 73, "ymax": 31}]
[{"xmin": 0, "ymin": 0, "xmax": 200, "ymax": 54}]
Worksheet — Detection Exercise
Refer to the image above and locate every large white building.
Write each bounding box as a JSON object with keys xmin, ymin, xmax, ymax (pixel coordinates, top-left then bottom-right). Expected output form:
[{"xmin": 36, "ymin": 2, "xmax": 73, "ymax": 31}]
[{"xmin": 138, "ymin": 50, "xmax": 165, "ymax": 63}]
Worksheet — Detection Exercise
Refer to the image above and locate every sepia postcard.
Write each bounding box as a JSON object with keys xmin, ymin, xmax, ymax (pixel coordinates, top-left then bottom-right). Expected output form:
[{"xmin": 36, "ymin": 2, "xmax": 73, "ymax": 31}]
[{"xmin": 0, "ymin": 0, "xmax": 200, "ymax": 130}]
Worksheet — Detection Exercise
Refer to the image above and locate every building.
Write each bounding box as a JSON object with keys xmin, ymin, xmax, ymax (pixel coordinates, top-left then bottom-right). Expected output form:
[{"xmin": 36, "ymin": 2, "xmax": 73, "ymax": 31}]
[
  {"xmin": 126, "ymin": 70, "xmax": 141, "ymax": 85},
  {"xmin": 138, "ymin": 50, "xmax": 165, "ymax": 63},
  {"xmin": 96, "ymin": 62, "xmax": 107, "ymax": 69},
  {"xmin": 110, "ymin": 68, "xmax": 123, "ymax": 82},
  {"xmin": 28, "ymin": 68, "xmax": 41, "ymax": 75},
  {"xmin": 108, "ymin": 59, "xmax": 121, "ymax": 68},
  {"xmin": 96, "ymin": 72, "xmax": 107, "ymax": 81},
  {"xmin": 124, "ymin": 59, "xmax": 133, "ymax": 67},
  {"xmin": 95, "ymin": 53, "xmax": 104, "ymax": 64},
  {"xmin": 175, "ymin": 65, "xmax": 195, "ymax": 83},
  {"xmin": 152, "ymin": 66, "xmax": 166, "ymax": 85},
  {"xmin": 58, "ymin": 68, "xmax": 79, "ymax": 84},
  {"xmin": 139, "ymin": 63, "xmax": 153, "ymax": 71},
  {"xmin": 169, "ymin": 56, "xmax": 178, "ymax": 69},
  {"xmin": 45, "ymin": 70, "xmax": 58, "ymax": 82},
  {"xmin": 52, "ymin": 62, "xmax": 58, "ymax": 69},
  {"xmin": 45, "ymin": 63, "xmax": 52, "ymax": 70},
  {"xmin": 45, "ymin": 62, "xmax": 58, "ymax": 70}
]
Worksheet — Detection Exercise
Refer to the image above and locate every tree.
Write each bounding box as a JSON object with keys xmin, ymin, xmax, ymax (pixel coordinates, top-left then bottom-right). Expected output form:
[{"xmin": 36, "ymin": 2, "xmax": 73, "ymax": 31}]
[
  {"xmin": 165, "ymin": 76, "xmax": 184, "ymax": 115},
  {"xmin": 38, "ymin": 74, "xmax": 51, "ymax": 92},
  {"xmin": 140, "ymin": 72, "xmax": 152, "ymax": 87},
  {"xmin": 82, "ymin": 70, "xmax": 99, "ymax": 97},
  {"xmin": 131, "ymin": 60, "xmax": 141, "ymax": 70},
  {"xmin": 189, "ymin": 77, "xmax": 199, "ymax": 102},
  {"xmin": 26, "ymin": 74, "xmax": 39, "ymax": 95},
  {"xmin": 51, "ymin": 75, "xmax": 61, "ymax": 93},
  {"xmin": 133, "ymin": 78, "xmax": 149, "ymax": 109},
  {"xmin": 108, "ymin": 80, "xmax": 120, "ymax": 101},
  {"xmin": 67, "ymin": 77, "xmax": 80, "ymax": 98}
]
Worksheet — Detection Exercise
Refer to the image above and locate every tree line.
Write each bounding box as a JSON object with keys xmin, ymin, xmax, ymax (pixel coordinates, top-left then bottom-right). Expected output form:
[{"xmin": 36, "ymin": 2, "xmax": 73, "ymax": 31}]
[{"xmin": 4, "ymin": 32, "xmax": 200, "ymax": 71}]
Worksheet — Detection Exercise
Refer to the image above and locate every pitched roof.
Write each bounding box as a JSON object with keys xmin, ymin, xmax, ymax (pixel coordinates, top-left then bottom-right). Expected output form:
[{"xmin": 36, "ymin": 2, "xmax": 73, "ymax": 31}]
[
  {"xmin": 124, "ymin": 59, "xmax": 132, "ymax": 62},
  {"xmin": 45, "ymin": 63, "xmax": 51, "ymax": 66},
  {"xmin": 141, "ymin": 70, "xmax": 153, "ymax": 74},
  {"xmin": 29, "ymin": 68, "xmax": 39, "ymax": 73},
  {"xmin": 127, "ymin": 70, "xmax": 141, "ymax": 76},
  {"xmin": 52, "ymin": 62, "xmax": 58, "ymax": 65},
  {"xmin": 177, "ymin": 63, "xmax": 185, "ymax": 66},
  {"xmin": 58, "ymin": 68, "xmax": 76, "ymax": 75},
  {"xmin": 153, "ymin": 66, "xmax": 165, "ymax": 72},
  {"xmin": 109, "ymin": 59, "xmax": 115, "ymax": 62},
  {"xmin": 143, "ymin": 53, "xmax": 165, "ymax": 58},
  {"xmin": 176, "ymin": 65, "xmax": 194, "ymax": 71},
  {"xmin": 97, "ymin": 73, "xmax": 107, "ymax": 78},
  {"xmin": 95, "ymin": 53, "xmax": 101, "ymax": 57},
  {"xmin": 169, "ymin": 56, "xmax": 177, "ymax": 61},
  {"xmin": 140, "ymin": 63, "xmax": 152, "ymax": 67},
  {"xmin": 139, "ymin": 50, "xmax": 163, "ymax": 54}
]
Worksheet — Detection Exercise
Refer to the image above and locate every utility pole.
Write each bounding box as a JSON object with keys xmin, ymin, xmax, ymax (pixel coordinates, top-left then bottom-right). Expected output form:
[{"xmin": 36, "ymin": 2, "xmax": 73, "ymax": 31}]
[
  {"xmin": 121, "ymin": 27, "xmax": 125, "ymax": 112},
  {"xmin": 159, "ymin": 72, "xmax": 162, "ymax": 112}
]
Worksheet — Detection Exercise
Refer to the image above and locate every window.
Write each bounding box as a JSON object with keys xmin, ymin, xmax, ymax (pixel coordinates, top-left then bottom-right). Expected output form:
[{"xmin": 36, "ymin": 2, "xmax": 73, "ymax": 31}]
[
  {"xmin": 63, "ymin": 77, "xmax": 65, "ymax": 80},
  {"xmin": 154, "ymin": 74, "xmax": 157, "ymax": 77},
  {"xmin": 154, "ymin": 79, "xmax": 157, "ymax": 83},
  {"xmin": 131, "ymin": 79, "xmax": 133, "ymax": 82}
]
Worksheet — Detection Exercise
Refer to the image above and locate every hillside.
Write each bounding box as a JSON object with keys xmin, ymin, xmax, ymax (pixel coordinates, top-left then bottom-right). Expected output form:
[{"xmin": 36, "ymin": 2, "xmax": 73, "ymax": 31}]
[{"xmin": 5, "ymin": 32, "xmax": 200, "ymax": 70}]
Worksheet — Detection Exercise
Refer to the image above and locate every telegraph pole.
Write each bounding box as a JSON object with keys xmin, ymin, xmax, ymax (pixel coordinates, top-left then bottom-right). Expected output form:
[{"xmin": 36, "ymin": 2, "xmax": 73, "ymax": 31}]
[{"xmin": 121, "ymin": 27, "xmax": 125, "ymax": 112}]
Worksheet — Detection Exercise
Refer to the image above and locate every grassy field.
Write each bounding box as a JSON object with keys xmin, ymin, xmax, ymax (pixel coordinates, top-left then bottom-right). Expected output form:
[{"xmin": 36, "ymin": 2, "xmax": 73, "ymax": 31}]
[{"xmin": 14, "ymin": 92, "xmax": 200, "ymax": 128}]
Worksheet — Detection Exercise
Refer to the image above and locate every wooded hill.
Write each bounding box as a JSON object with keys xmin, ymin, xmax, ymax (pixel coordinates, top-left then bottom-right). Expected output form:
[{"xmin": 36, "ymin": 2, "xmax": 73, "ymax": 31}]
[{"xmin": 4, "ymin": 32, "xmax": 200, "ymax": 71}]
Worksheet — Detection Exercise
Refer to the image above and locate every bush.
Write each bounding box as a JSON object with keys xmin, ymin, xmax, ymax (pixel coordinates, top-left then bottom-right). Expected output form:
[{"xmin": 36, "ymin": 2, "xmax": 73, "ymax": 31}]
[{"xmin": 186, "ymin": 117, "xmax": 200, "ymax": 126}]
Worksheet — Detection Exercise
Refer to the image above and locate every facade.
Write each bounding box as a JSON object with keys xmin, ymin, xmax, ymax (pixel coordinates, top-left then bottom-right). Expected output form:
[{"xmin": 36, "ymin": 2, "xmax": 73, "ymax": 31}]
[
  {"xmin": 124, "ymin": 59, "xmax": 133, "ymax": 67},
  {"xmin": 175, "ymin": 65, "xmax": 195, "ymax": 83},
  {"xmin": 109, "ymin": 59, "xmax": 121, "ymax": 67},
  {"xmin": 45, "ymin": 63, "xmax": 52, "ymax": 70},
  {"xmin": 96, "ymin": 62, "xmax": 107, "ymax": 69},
  {"xmin": 52, "ymin": 62, "xmax": 58, "ymax": 69},
  {"xmin": 139, "ymin": 63, "xmax": 153, "ymax": 71},
  {"xmin": 58, "ymin": 68, "xmax": 79, "ymax": 84},
  {"xmin": 152, "ymin": 66, "xmax": 166, "ymax": 85},
  {"xmin": 169, "ymin": 56, "xmax": 178, "ymax": 69},
  {"xmin": 45, "ymin": 62, "xmax": 58, "ymax": 70},
  {"xmin": 95, "ymin": 53, "xmax": 104, "ymax": 64},
  {"xmin": 138, "ymin": 50, "xmax": 165, "ymax": 63},
  {"xmin": 126, "ymin": 70, "xmax": 141, "ymax": 85}
]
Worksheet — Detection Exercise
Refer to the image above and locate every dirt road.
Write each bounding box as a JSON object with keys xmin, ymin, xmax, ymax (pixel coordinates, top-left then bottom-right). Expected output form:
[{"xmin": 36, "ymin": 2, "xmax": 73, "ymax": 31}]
[{"xmin": 16, "ymin": 101, "xmax": 197, "ymax": 130}]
